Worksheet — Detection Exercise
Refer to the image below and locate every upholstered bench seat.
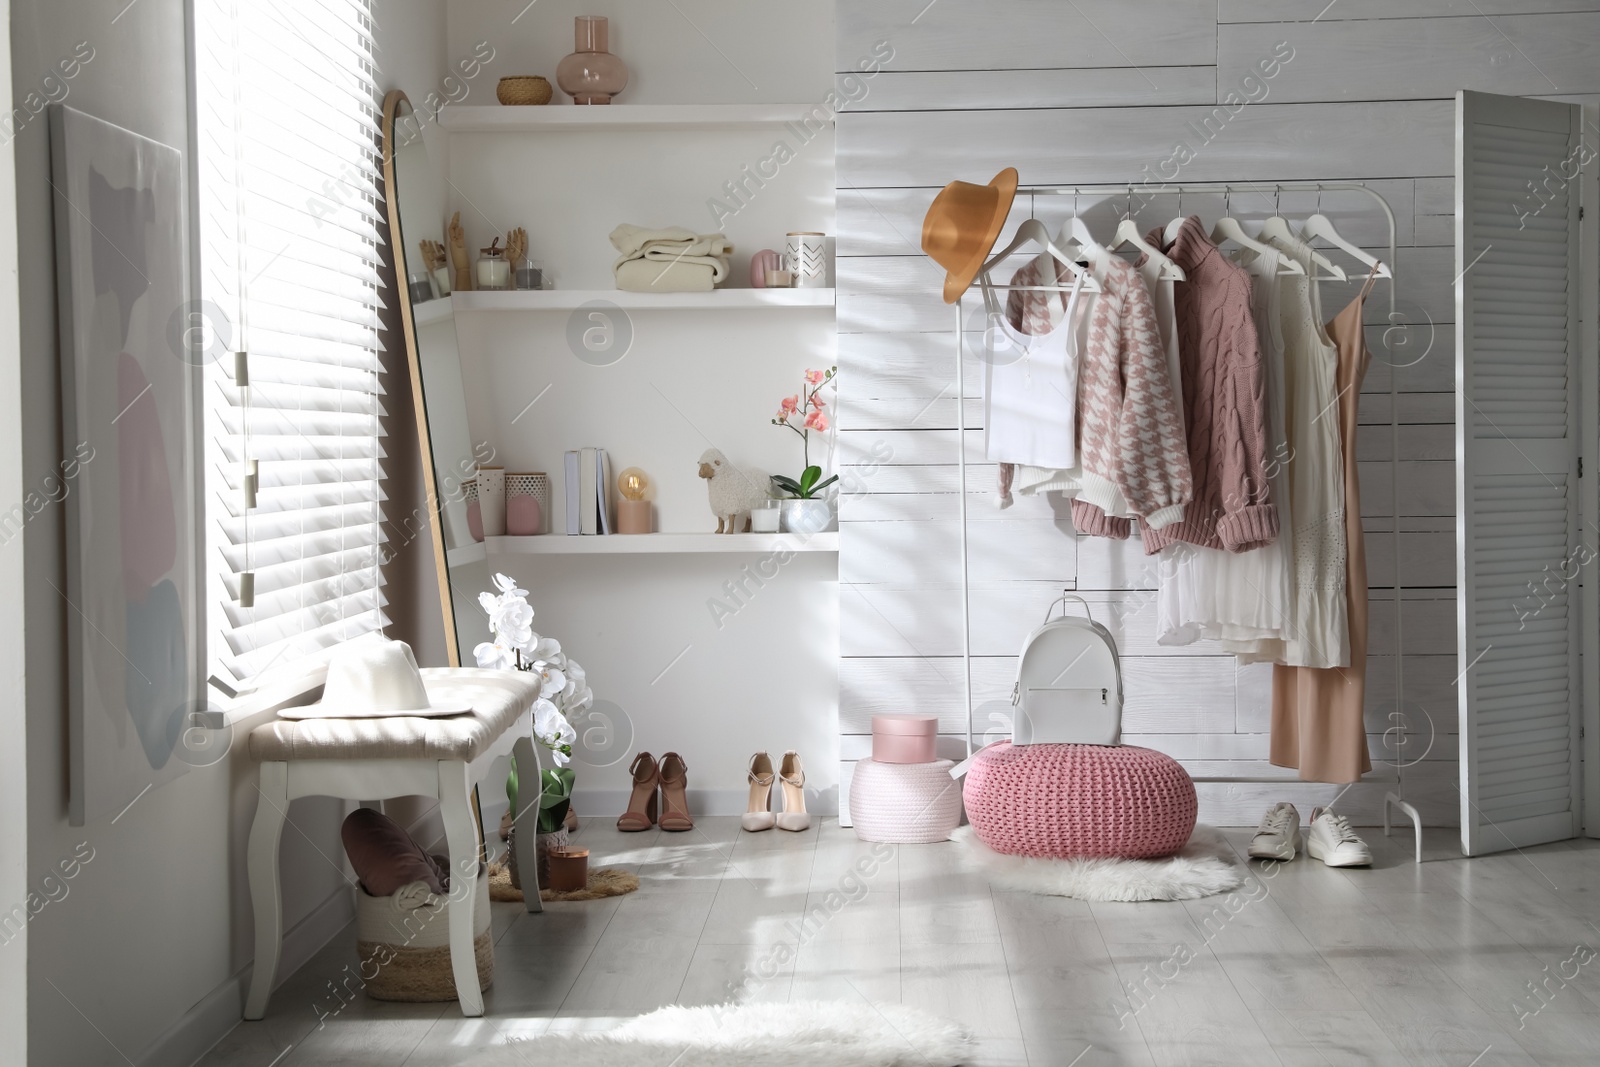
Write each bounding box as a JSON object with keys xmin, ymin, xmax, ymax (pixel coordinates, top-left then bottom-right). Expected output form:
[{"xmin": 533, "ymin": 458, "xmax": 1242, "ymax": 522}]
[
  {"xmin": 963, "ymin": 741, "xmax": 1197, "ymax": 860},
  {"xmin": 247, "ymin": 669, "xmax": 538, "ymax": 762},
  {"xmin": 244, "ymin": 667, "xmax": 543, "ymax": 1022}
]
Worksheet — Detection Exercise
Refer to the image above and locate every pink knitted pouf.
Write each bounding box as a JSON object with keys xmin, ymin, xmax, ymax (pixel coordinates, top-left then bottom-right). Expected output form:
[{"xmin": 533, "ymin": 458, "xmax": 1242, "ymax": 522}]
[{"xmin": 963, "ymin": 742, "xmax": 1196, "ymax": 859}]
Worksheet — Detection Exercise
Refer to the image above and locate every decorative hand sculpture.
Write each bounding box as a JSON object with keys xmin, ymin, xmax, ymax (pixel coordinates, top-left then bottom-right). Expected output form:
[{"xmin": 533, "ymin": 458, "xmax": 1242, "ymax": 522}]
[
  {"xmin": 506, "ymin": 226, "xmax": 527, "ymax": 267},
  {"xmin": 448, "ymin": 211, "xmax": 472, "ymax": 292},
  {"xmin": 418, "ymin": 238, "xmax": 445, "ymax": 272}
]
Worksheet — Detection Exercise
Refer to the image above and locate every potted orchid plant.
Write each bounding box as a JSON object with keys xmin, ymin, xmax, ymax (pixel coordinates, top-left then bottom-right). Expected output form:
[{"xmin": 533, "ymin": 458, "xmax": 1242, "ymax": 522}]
[
  {"xmin": 474, "ymin": 573, "xmax": 594, "ymax": 884},
  {"xmin": 770, "ymin": 365, "xmax": 839, "ymax": 533}
]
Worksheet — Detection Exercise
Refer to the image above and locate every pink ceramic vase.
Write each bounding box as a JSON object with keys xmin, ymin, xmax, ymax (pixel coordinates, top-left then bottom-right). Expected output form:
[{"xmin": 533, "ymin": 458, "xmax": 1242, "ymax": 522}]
[{"xmin": 557, "ymin": 16, "xmax": 628, "ymax": 105}]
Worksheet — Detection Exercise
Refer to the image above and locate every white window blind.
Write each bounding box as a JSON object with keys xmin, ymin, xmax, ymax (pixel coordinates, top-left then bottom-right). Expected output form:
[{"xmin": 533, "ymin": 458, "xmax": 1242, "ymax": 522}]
[{"xmin": 196, "ymin": 0, "xmax": 389, "ymax": 692}]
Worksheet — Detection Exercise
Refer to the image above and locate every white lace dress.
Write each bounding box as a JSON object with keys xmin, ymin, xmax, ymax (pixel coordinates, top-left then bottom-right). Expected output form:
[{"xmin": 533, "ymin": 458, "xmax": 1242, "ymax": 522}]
[
  {"xmin": 1156, "ymin": 248, "xmax": 1293, "ymax": 649},
  {"xmin": 1262, "ymin": 234, "xmax": 1348, "ymax": 669}
]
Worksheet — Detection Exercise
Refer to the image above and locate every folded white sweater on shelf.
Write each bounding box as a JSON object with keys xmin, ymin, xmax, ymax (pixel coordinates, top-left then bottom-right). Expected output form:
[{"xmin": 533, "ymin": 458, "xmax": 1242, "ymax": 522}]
[
  {"xmin": 614, "ymin": 258, "xmax": 716, "ymax": 293},
  {"xmin": 608, "ymin": 223, "xmax": 733, "ymax": 285}
]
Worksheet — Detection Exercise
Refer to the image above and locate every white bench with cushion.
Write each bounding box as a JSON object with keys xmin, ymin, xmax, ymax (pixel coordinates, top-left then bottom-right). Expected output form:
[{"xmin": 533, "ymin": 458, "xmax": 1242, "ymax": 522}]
[{"xmin": 243, "ymin": 668, "xmax": 543, "ymax": 1019}]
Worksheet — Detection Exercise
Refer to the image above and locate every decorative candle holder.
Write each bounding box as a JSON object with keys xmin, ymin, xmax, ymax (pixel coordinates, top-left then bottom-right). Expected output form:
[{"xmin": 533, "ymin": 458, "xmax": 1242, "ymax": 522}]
[
  {"xmin": 546, "ymin": 846, "xmax": 589, "ymax": 892},
  {"xmin": 476, "ymin": 238, "xmax": 510, "ymax": 291},
  {"xmin": 506, "ymin": 472, "xmax": 548, "ymax": 535},
  {"xmin": 476, "ymin": 466, "xmax": 505, "ymax": 537},
  {"xmin": 785, "ymin": 231, "xmax": 827, "ymax": 288}
]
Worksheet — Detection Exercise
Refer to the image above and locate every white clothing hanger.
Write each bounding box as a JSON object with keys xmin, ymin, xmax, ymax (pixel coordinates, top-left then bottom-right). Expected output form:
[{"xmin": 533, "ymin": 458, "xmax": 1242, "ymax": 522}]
[
  {"xmin": 1300, "ymin": 188, "xmax": 1392, "ymax": 278},
  {"xmin": 1110, "ymin": 187, "xmax": 1184, "ymax": 281},
  {"xmin": 1256, "ymin": 185, "xmax": 1347, "ymax": 281},
  {"xmin": 1163, "ymin": 189, "xmax": 1187, "ymax": 246},
  {"xmin": 979, "ymin": 215, "xmax": 1099, "ymax": 301},
  {"xmin": 1059, "ymin": 188, "xmax": 1098, "ymax": 257},
  {"xmin": 1211, "ymin": 189, "xmax": 1304, "ymax": 276}
]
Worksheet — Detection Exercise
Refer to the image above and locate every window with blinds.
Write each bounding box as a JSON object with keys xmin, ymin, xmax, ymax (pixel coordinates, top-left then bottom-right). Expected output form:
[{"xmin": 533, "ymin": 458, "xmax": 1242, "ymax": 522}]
[{"xmin": 195, "ymin": 0, "xmax": 389, "ymax": 694}]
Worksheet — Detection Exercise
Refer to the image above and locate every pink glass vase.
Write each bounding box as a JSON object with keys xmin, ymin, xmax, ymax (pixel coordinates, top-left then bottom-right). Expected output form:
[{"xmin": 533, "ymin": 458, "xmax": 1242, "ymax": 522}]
[{"xmin": 557, "ymin": 16, "xmax": 628, "ymax": 105}]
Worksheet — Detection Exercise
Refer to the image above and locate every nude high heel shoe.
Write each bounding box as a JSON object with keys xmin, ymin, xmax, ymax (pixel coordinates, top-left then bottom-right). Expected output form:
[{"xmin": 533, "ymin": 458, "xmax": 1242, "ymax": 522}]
[
  {"xmin": 658, "ymin": 751, "xmax": 694, "ymax": 832},
  {"xmin": 616, "ymin": 752, "xmax": 659, "ymax": 832},
  {"xmin": 776, "ymin": 750, "xmax": 810, "ymax": 832},
  {"xmin": 742, "ymin": 752, "xmax": 776, "ymax": 832}
]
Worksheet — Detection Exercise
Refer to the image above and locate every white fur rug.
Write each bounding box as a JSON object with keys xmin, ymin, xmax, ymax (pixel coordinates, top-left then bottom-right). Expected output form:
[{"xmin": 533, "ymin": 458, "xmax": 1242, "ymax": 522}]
[
  {"xmin": 952, "ymin": 824, "xmax": 1244, "ymax": 901},
  {"xmin": 508, "ymin": 1001, "xmax": 973, "ymax": 1066}
]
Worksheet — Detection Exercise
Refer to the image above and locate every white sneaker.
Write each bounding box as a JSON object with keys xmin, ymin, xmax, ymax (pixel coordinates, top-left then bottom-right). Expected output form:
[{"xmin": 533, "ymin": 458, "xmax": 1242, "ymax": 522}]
[
  {"xmin": 1306, "ymin": 806, "xmax": 1372, "ymax": 867},
  {"xmin": 1248, "ymin": 802, "xmax": 1302, "ymax": 860}
]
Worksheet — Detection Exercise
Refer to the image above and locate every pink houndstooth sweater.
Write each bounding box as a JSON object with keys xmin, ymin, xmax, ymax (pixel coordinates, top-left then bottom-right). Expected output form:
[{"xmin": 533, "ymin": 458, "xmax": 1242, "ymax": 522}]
[{"xmin": 1004, "ymin": 254, "xmax": 1192, "ymax": 531}]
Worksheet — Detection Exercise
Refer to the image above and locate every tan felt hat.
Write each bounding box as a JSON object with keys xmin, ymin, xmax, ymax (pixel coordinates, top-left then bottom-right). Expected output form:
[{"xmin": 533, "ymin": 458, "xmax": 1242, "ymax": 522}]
[{"xmin": 921, "ymin": 166, "xmax": 1019, "ymax": 304}]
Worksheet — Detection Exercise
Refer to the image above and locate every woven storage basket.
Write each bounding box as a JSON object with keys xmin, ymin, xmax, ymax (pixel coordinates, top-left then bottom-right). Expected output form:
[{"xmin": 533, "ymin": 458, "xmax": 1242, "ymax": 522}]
[
  {"xmin": 963, "ymin": 741, "xmax": 1196, "ymax": 859},
  {"xmin": 354, "ymin": 864, "xmax": 492, "ymax": 1002},
  {"xmin": 849, "ymin": 758, "xmax": 963, "ymax": 843},
  {"xmin": 497, "ymin": 75, "xmax": 552, "ymax": 105}
]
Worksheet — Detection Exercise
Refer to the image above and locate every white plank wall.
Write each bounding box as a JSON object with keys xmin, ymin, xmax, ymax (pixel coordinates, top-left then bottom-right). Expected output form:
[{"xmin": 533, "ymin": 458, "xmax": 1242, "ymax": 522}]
[{"xmin": 835, "ymin": 0, "xmax": 1600, "ymax": 827}]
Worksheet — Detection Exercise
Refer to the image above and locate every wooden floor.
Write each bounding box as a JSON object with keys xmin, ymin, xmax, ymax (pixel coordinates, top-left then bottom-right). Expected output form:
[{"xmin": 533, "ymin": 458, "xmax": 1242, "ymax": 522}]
[{"xmin": 202, "ymin": 818, "xmax": 1600, "ymax": 1066}]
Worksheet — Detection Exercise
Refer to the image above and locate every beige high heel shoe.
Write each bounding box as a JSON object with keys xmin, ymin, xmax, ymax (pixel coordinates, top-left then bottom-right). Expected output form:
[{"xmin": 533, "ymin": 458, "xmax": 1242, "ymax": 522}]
[
  {"xmin": 776, "ymin": 750, "xmax": 810, "ymax": 832},
  {"xmin": 617, "ymin": 752, "xmax": 659, "ymax": 832},
  {"xmin": 742, "ymin": 752, "xmax": 776, "ymax": 832},
  {"xmin": 658, "ymin": 751, "xmax": 694, "ymax": 832}
]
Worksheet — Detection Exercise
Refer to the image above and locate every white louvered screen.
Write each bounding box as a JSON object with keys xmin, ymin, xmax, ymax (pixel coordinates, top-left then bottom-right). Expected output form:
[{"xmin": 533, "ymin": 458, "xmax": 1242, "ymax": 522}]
[
  {"xmin": 196, "ymin": 0, "xmax": 389, "ymax": 692},
  {"xmin": 1456, "ymin": 90, "xmax": 1583, "ymax": 855}
]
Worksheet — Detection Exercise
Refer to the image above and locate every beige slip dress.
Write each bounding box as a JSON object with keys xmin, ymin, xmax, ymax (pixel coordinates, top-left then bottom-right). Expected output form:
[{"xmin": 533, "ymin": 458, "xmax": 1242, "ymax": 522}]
[{"xmin": 1270, "ymin": 268, "xmax": 1379, "ymax": 784}]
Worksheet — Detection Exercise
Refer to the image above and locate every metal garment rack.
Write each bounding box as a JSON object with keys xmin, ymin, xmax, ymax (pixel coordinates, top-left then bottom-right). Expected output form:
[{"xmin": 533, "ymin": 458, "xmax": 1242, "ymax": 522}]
[{"xmin": 951, "ymin": 180, "xmax": 1425, "ymax": 860}]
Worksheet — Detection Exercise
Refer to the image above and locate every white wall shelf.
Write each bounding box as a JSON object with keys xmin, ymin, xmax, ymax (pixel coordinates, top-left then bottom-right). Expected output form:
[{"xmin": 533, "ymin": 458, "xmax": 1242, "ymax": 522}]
[
  {"xmin": 451, "ymin": 288, "xmax": 835, "ymax": 312},
  {"xmin": 412, "ymin": 298, "xmax": 453, "ymax": 326},
  {"xmin": 438, "ymin": 103, "xmax": 830, "ymax": 133},
  {"xmin": 484, "ymin": 532, "xmax": 838, "ymax": 555}
]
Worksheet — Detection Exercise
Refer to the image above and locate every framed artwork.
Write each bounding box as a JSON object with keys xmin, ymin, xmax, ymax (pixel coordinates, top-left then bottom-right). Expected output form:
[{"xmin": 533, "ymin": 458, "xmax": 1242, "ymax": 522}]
[{"xmin": 50, "ymin": 104, "xmax": 201, "ymax": 825}]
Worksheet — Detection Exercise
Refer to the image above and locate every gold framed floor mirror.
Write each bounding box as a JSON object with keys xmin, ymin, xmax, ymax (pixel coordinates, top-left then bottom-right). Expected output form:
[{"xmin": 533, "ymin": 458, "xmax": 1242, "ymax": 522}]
[{"xmin": 380, "ymin": 89, "xmax": 489, "ymax": 667}]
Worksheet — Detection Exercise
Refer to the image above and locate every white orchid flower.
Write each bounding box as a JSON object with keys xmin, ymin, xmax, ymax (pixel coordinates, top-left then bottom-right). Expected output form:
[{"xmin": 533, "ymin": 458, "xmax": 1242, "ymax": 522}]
[
  {"xmin": 532, "ymin": 636, "xmax": 562, "ymax": 661},
  {"xmin": 478, "ymin": 590, "xmax": 501, "ymax": 616},
  {"xmin": 532, "ymin": 699, "xmax": 575, "ymax": 766},
  {"xmin": 492, "ymin": 572, "xmax": 529, "ymax": 599},
  {"xmin": 473, "ymin": 641, "xmax": 516, "ymax": 670},
  {"xmin": 540, "ymin": 666, "xmax": 566, "ymax": 695}
]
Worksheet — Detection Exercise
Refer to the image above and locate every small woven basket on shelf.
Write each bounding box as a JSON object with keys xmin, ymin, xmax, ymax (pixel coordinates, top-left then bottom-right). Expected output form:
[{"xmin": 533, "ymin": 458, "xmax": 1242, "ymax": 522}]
[{"xmin": 497, "ymin": 76, "xmax": 552, "ymax": 105}]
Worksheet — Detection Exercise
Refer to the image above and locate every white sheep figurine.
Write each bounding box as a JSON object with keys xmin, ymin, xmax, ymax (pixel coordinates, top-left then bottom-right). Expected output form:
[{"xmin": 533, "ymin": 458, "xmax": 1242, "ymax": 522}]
[{"xmin": 697, "ymin": 448, "xmax": 773, "ymax": 534}]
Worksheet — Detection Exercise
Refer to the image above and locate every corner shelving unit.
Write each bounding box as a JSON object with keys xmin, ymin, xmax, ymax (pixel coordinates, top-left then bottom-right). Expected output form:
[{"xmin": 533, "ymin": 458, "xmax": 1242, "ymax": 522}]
[{"xmin": 440, "ymin": 96, "xmax": 838, "ymax": 556}]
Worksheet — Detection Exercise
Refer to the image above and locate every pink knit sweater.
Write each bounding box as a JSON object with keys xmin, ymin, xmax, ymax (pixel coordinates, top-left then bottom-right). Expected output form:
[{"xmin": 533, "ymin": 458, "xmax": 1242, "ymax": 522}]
[
  {"xmin": 1120, "ymin": 217, "xmax": 1277, "ymax": 553},
  {"xmin": 1003, "ymin": 254, "xmax": 1192, "ymax": 530}
]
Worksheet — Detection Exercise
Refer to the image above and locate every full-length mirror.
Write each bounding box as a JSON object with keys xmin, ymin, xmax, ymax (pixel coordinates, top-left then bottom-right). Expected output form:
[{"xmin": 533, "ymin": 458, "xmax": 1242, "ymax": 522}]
[{"xmin": 382, "ymin": 90, "xmax": 484, "ymax": 665}]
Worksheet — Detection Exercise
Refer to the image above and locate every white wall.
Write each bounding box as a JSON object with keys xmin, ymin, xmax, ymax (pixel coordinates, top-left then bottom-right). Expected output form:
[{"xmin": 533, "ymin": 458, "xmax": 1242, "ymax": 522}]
[
  {"xmin": 834, "ymin": 0, "xmax": 1600, "ymax": 827},
  {"xmin": 11, "ymin": 2, "xmax": 448, "ymax": 1064},
  {"xmin": 440, "ymin": 0, "xmax": 842, "ymax": 813}
]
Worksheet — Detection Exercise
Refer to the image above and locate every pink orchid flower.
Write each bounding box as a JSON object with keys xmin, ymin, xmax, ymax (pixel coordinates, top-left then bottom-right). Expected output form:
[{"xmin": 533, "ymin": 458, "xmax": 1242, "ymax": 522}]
[
  {"xmin": 804, "ymin": 369, "xmax": 825, "ymax": 385},
  {"xmin": 780, "ymin": 394, "xmax": 800, "ymax": 414},
  {"xmin": 811, "ymin": 394, "xmax": 826, "ymax": 410},
  {"xmin": 804, "ymin": 410, "xmax": 829, "ymax": 432}
]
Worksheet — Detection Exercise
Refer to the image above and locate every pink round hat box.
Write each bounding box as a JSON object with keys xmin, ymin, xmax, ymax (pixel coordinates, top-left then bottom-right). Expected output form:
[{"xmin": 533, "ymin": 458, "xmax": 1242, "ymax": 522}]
[{"xmin": 871, "ymin": 714, "xmax": 938, "ymax": 764}]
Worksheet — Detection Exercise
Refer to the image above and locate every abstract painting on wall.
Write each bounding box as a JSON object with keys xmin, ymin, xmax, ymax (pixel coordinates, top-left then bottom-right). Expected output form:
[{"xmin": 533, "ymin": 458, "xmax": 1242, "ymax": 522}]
[{"xmin": 50, "ymin": 104, "xmax": 201, "ymax": 825}]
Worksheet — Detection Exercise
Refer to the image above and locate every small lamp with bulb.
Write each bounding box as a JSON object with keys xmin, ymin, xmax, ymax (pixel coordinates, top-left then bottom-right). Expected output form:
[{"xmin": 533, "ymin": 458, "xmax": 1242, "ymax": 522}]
[{"xmin": 616, "ymin": 466, "xmax": 652, "ymax": 534}]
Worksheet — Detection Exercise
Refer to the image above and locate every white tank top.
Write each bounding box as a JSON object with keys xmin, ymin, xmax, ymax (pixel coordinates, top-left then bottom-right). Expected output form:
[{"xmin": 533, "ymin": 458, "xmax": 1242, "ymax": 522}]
[{"xmin": 983, "ymin": 268, "xmax": 1085, "ymax": 470}]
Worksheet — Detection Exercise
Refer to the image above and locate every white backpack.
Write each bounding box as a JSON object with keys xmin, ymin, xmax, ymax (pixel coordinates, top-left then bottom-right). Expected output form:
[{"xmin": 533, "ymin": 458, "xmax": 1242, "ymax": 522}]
[{"xmin": 1011, "ymin": 593, "xmax": 1123, "ymax": 746}]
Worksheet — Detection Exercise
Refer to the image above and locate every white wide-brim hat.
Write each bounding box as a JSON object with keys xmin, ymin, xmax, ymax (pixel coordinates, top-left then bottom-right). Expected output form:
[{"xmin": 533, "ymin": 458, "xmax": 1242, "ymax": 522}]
[{"xmin": 280, "ymin": 636, "xmax": 473, "ymax": 719}]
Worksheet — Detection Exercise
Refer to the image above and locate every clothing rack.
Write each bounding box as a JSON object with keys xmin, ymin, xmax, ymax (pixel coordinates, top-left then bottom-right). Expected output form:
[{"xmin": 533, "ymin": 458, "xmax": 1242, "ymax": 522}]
[{"xmin": 951, "ymin": 180, "xmax": 1424, "ymax": 861}]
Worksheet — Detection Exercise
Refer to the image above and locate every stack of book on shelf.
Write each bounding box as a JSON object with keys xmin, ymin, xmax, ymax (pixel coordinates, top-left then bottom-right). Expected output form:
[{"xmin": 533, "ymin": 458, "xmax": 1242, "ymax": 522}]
[{"xmin": 563, "ymin": 447, "xmax": 614, "ymax": 535}]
